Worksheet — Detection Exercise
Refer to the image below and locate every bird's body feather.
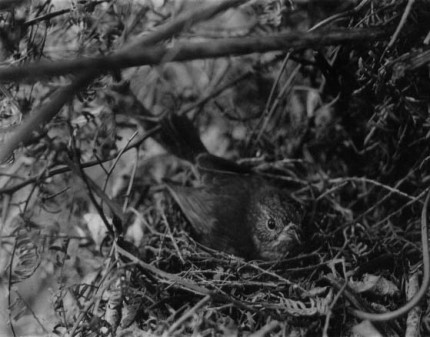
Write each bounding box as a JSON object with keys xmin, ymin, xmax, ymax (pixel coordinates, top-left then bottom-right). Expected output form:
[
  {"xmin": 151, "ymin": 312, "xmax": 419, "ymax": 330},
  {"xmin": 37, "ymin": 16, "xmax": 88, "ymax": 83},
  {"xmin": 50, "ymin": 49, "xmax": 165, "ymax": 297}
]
[
  {"xmin": 166, "ymin": 175, "xmax": 259, "ymax": 258},
  {"xmin": 160, "ymin": 114, "xmax": 303, "ymax": 260}
]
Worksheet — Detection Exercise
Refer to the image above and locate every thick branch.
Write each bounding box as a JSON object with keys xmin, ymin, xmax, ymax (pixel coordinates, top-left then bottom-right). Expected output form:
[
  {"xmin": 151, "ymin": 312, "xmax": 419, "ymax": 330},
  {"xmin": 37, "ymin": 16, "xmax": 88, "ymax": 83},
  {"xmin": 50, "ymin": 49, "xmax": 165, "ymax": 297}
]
[
  {"xmin": 0, "ymin": 0, "xmax": 246, "ymax": 164},
  {"xmin": 0, "ymin": 27, "xmax": 391, "ymax": 83}
]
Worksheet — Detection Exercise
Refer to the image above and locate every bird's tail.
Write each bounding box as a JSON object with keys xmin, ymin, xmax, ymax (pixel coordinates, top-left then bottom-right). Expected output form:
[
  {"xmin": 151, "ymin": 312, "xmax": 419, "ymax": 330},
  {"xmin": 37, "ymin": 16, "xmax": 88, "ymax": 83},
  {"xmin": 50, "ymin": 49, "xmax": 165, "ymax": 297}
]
[
  {"xmin": 159, "ymin": 113, "xmax": 250, "ymax": 174},
  {"xmin": 159, "ymin": 114, "xmax": 208, "ymax": 163}
]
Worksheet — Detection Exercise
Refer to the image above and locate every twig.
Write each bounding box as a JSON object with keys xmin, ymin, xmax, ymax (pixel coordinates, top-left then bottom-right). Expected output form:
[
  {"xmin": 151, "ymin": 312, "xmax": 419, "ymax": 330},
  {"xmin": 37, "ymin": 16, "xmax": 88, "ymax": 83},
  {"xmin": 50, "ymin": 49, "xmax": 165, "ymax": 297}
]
[
  {"xmin": 7, "ymin": 237, "xmax": 18, "ymax": 337},
  {"xmin": 167, "ymin": 295, "xmax": 211, "ymax": 335},
  {"xmin": 373, "ymin": 189, "xmax": 428, "ymax": 228},
  {"xmin": 248, "ymin": 52, "xmax": 290, "ymax": 145},
  {"xmin": 385, "ymin": 0, "xmax": 415, "ymax": 52},
  {"xmin": 160, "ymin": 207, "xmax": 185, "ymax": 264},
  {"xmin": 328, "ymin": 177, "xmax": 417, "ymax": 202},
  {"xmin": 248, "ymin": 0, "xmax": 372, "ymax": 147},
  {"xmin": 255, "ymin": 63, "xmax": 300, "ymax": 144},
  {"xmin": 0, "ymin": 72, "xmax": 94, "ymax": 165},
  {"xmin": 179, "ymin": 70, "xmax": 253, "ymax": 116},
  {"xmin": 350, "ymin": 188, "xmax": 430, "ymax": 321},
  {"xmin": 323, "ymin": 283, "xmax": 346, "ymax": 337},
  {"xmin": 248, "ymin": 321, "xmax": 280, "ymax": 337},
  {"xmin": 116, "ymin": 246, "xmax": 256, "ymax": 312},
  {"xmin": 11, "ymin": 291, "xmax": 49, "ymax": 334},
  {"xmin": 101, "ymin": 130, "xmax": 138, "ymax": 196},
  {"xmin": 241, "ymin": 260, "xmax": 307, "ymax": 293},
  {"xmin": 122, "ymin": 149, "xmax": 139, "ymax": 212},
  {"xmin": 23, "ymin": 1, "xmax": 105, "ymax": 27},
  {"xmin": 0, "ymin": 126, "xmax": 159, "ymax": 195},
  {"xmin": 68, "ymin": 132, "xmax": 115, "ymax": 235}
]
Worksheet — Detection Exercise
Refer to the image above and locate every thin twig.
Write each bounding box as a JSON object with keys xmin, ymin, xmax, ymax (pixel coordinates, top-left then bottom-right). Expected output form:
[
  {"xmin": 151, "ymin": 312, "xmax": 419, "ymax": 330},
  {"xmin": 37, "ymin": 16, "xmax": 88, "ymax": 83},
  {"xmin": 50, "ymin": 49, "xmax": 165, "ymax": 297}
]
[
  {"xmin": 68, "ymin": 131, "xmax": 115, "ymax": 235},
  {"xmin": 385, "ymin": 0, "xmax": 415, "ymax": 52},
  {"xmin": 102, "ymin": 131, "xmax": 138, "ymax": 196},
  {"xmin": 23, "ymin": 1, "xmax": 105, "ymax": 27},
  {"xmin": 0, "ymin": 126, "xmax": 159, "ymax": 195},
  {"xmin": 160, "ymin": 209, "xmax": 185, "ymax": 264},
  {"xmin": 167, "ymin": 295, "xmax": 211, "ymax": 335},
  {"xmin": 7, "ymin": 237, "xmax": 18, "ymax": 337},
  {"xmin": 323, "ymin": 286, "xmax": 346, "ymax": 337},
  {"xmin": 328, "ymin": 177, "xmax": 417, "ymax": 202},
  {"xmin": 122, "ymin": 148, "xmax": 139, "ymax": 212},
  {"xmin": 116, "ymin": 246, "xmax": 256, "ymax": 312},
  {"xmin": 179, "ymin": 70, "xmax": 253, "ymax": 116},
  {"xmin": 351, "ymin": 188, "xmax": 430, "ymax": 321}
]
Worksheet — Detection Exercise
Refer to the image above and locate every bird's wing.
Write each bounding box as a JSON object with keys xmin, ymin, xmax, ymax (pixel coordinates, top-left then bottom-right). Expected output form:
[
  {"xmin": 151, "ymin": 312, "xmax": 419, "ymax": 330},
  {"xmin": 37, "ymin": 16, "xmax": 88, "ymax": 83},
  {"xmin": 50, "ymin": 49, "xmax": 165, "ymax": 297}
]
[
  {"xmin": 165, "ymin": 183, "xmax": 215, "ymax": 237},
  {"xmin": 165, "ymin": 182, "xmax": 254, "ymax": 257}
]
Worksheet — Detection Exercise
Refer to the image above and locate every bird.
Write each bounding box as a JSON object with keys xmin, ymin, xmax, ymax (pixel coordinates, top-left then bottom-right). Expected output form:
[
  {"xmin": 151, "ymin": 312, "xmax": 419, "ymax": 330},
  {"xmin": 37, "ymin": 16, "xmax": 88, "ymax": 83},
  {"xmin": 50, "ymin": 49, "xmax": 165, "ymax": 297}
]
[{"xmin": 159, "ymin": 114, "xmax": 303, "ymax": 260}]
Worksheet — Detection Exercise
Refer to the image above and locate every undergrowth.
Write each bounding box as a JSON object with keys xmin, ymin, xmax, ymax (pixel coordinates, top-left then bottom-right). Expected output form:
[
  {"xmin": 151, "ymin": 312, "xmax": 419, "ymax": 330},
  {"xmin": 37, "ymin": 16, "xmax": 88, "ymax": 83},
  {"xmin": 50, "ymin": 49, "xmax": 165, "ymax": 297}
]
[{"xmin": 1, "ymin": 0, "xmax": 430, "ymax": 336}]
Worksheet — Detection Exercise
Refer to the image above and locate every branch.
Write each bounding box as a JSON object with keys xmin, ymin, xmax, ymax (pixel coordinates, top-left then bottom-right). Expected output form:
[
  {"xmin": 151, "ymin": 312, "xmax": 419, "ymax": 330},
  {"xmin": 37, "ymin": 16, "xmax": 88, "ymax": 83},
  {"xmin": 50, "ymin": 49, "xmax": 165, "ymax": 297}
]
[
  {"xmin": 0, "ymin": 126, "xmax": 159, "ymax": 195},
  {"xmin": 0, "ymin": 72, "xmax": 93, "ymax": 165},
  {"xmin": 0, "ymin": 0, "xmax": 246, "ymax": 164},
  {"xmin": 0, "ymin": 27, "xmax": 391, "ymax": 83}
]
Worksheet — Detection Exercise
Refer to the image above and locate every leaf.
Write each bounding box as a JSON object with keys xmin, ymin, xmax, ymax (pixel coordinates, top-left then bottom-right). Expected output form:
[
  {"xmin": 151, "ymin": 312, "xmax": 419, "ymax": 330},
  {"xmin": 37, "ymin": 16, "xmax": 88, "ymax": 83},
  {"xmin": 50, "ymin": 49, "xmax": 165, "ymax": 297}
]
[
  {"xmin": 105, "ymin": 277, "xmax": 124, "ymax": 333},
  {"xmin": 352, "ymin": 320, "xmax": 383, "ymax": 337},
  {"xmin": 83, "ymin": 213, "xmax": 110, "ymax": 249},
  {"xmin": 10, "ymin": 231, "xmax": 41, "ymax": 284},
  {"xmin": 349, "ymin": 274, "xmax": 399, "ymax": 297},
  {"xmin": 120, "ymin": 295, "xmax": 143, "ymax": 329},
  {"xmin": 10, "ymin": 294, "xmax": 26, "ymax": 321}
]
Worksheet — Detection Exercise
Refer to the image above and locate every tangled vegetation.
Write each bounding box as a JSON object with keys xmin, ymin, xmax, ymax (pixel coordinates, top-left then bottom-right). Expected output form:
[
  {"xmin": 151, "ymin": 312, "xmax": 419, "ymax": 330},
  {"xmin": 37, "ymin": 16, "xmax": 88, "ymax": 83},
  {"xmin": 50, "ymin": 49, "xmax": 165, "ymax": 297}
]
[{"xmin": 1, "ymin": 0, "xmax": 430, "ymax": 336}]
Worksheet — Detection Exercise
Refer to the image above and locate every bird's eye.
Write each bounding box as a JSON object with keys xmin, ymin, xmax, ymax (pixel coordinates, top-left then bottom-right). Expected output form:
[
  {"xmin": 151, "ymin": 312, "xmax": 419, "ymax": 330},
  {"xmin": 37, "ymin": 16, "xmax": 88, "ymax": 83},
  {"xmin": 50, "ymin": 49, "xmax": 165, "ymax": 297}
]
[{"xmin": 267, "ymin": 218, "xmax": 276, "ymax": 230}]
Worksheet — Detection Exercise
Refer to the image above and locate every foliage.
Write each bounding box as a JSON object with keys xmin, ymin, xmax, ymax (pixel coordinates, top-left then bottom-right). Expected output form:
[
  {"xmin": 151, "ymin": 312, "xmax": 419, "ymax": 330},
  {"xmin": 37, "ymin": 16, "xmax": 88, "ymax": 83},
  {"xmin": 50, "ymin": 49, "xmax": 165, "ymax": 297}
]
[{"xmin": 1, "ymin": 0, "xmax": 430, "ymax": 336}]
